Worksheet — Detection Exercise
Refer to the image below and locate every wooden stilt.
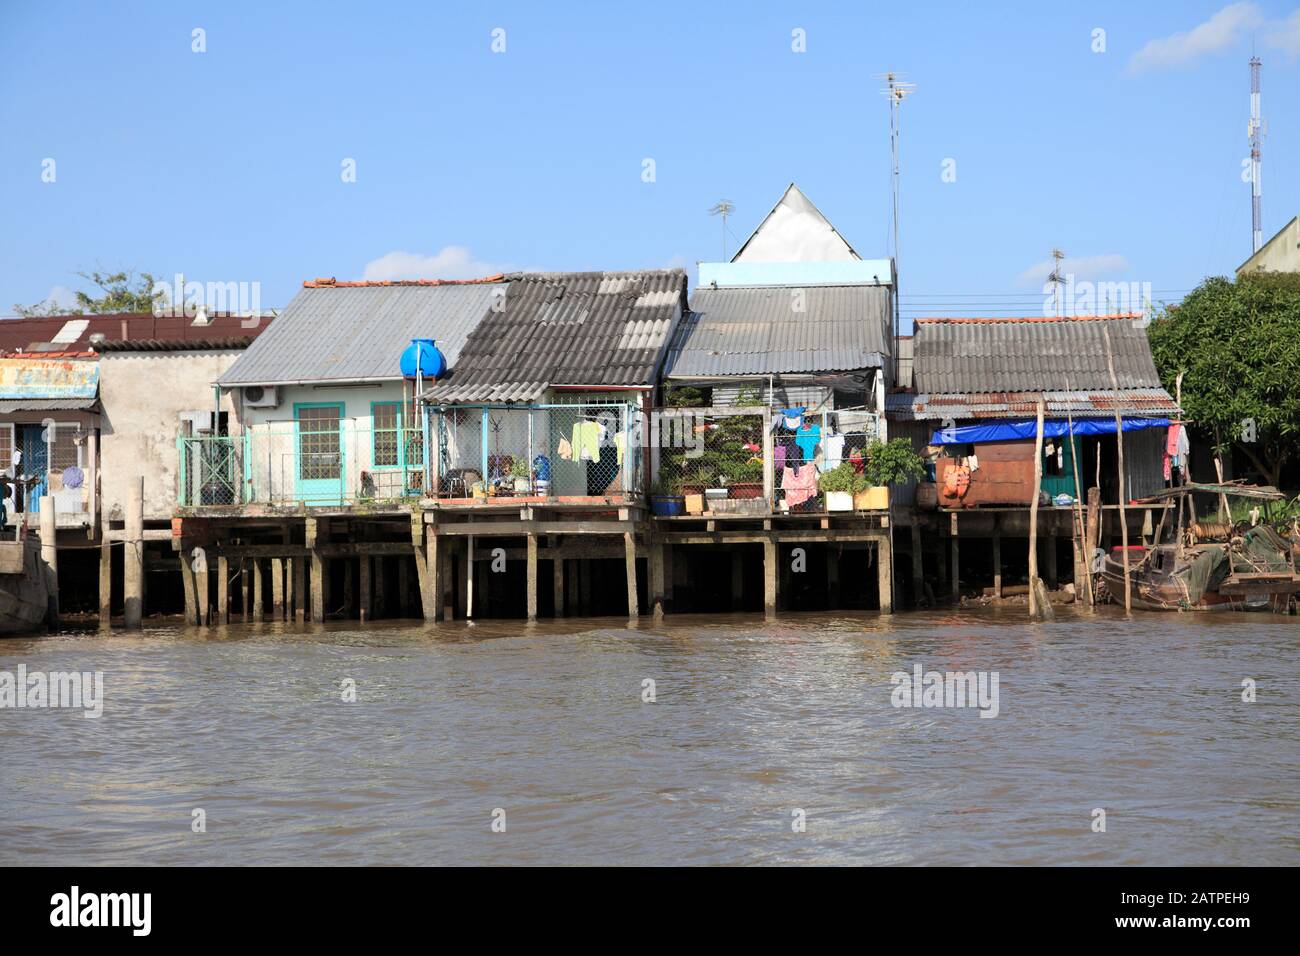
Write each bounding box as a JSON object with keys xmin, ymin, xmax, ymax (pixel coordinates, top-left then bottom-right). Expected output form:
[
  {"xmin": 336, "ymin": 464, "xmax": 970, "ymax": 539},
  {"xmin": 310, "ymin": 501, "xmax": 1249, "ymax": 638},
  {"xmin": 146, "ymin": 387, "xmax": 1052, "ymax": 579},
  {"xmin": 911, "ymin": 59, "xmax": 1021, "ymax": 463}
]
[
  {"xmin": 1103, "ymin": 326, "xmax": 1132, "ymax": 613},
  {"xmin": 217, "ymin": 555, "xmax": 230, "ymax": 625},
  {"xmin": 566, "ymin": 558, "xmax": 579, "ymax": 615},
  {"xmin": 877, "ymin": 534, "xmax": 893, "ymax": 614},
  {"xmin": 578, "ymin": 558, "xmax": 591, "ymax": 615},
  {"xmin": 252, "ymin": 558, "xmax": 264, "ymax": 622},
  {"xmin": 180, "ymin": 550, "xmax": 198, "ymax": 625},
  {"xmin": 373, "ymin": 556, "xmax": 386, "ymax": 619},
  {"xmin": 992, "ymin": 530, "xmax": 1003, "ymax": 599},
  {"xmin": 910, "ymin": 521, "xmax": 924, "ymax": 607},
  {"xmin": 763, "ymin": 537, "xmax": 777, "ymax": 617},
  {"xmin": 949, "ymin": 535, "xmax": 960, "ymax": 602},
  {"xmin": 241, "ymin": 562, "xmax": 250, "ymax": 622},
  {"xmin": 99, "ymin": 509, "xmax": 112, "ymax": 628},
  {"xmin": 553, "ymin": 552, "xmax": 566, "ymax": 617},
  {"xmin": 624, "ymin": 531, "xmax": 639, "ymax": 618},
  {"xmin": 732, "ymin": 549, "xmax": 746, "ymax": 611},
  {"xmin": 649, "ymin": 542, "xmax": 665, "ymax": 618},
  {"xmin": 123, "ymin": 478, "xmax": 144, "ymax": 628},
  {"xmin": 307, "ymin": 517, "xmax": 325, "ymax": 623},
  {"xmin": 526, "ymin": 533, "xmax": 539, "ymax": 621},
  {"xmin": 359, "ymin": 555, "xmax": 371, "ymax": 623},
  {"xmin": 195, "ymin": 548, "xmax": 210, "ymax": 626},
  {"xmin": 293, "ymin": 556, "xmax": 306, "ymax": 624},
  {"xmin": 424, "ymin": 532, "xmax": 441, "ymax": 622},
  {"xmin": 271, "ymin": 557, "xmax": 285, "ymax": 620},
  {"xmin": 398, "ymin": 554, "xmax": 411, "ymax": 616},
  {"xmin": 1044, "ymin": 533, "xmax": 1058, "ymax": 590},
  {"xmin": 1028, "ymin": 395, "xmax": 1052, "ymax": 620},
  {"xmin": 343, "ymin": 560, "xmax": 355, "ymax": 619}
]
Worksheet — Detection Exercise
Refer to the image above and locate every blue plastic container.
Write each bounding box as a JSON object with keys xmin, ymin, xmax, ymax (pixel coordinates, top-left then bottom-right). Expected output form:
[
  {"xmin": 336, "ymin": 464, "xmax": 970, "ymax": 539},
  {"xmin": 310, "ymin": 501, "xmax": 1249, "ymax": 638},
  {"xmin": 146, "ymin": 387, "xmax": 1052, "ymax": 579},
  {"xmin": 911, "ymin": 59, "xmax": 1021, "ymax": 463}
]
[
  {"xmin": 650, "ymin": 495, "xmax": 685, "ymax": 517},
  {"xmin": 400, "ymin": 338, "xmax": 446, "ymax": 379}
]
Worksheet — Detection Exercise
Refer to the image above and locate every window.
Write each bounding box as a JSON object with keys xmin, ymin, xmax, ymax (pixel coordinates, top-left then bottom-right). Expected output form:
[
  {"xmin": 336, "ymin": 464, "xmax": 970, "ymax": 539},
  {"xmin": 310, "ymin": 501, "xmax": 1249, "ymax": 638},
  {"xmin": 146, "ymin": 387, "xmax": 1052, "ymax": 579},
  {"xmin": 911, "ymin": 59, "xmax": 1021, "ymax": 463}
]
[
  {"xmin": 373, "ymin": 402, "xmax": 423, "ymax": 469},
  {"xmin": 49, "ymin": 423, "xmax": 82, "ymax": 471},
  {"xmin": 0, "ymin": 424, "xmax": 13, "ymax": 475},
  {"xmin": 373, "ymin": 403, "xmax": 400, "ymax": 467},
  {"xmin": 297, "ymin": 406, "xmax": 341, "ymax": 480}
]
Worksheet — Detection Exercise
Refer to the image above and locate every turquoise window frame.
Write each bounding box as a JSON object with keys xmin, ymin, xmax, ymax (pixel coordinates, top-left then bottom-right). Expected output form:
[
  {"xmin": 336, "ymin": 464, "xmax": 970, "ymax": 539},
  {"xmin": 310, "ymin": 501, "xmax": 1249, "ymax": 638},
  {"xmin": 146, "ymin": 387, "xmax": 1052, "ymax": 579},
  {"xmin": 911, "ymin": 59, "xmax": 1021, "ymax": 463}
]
[{"xmin": 370, "ymin": 401, "xmax": 424, "ymax": 472}]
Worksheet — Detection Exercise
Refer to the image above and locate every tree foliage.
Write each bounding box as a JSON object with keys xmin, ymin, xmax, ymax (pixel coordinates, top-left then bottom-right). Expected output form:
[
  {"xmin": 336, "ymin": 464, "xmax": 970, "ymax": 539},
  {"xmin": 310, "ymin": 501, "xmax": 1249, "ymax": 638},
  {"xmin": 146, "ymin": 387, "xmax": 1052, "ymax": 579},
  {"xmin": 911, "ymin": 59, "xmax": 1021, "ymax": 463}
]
[
  {"xmin": 1146, "ymin": 274, "xmax": 1300, "ymax": 487},
  {"xmin": 13, "ymin": 269, "xmax": 163, "ymax": 316}
]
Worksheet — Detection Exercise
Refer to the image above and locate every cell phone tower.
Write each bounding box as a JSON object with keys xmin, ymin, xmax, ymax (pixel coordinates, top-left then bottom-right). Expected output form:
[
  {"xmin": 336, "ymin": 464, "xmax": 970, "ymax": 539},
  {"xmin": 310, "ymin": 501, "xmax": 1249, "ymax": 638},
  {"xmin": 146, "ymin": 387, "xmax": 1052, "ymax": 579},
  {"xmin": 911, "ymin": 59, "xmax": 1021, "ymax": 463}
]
[{"xmin": 1249, "ymin": 57, "xmax": 1264, "ymax": 254}]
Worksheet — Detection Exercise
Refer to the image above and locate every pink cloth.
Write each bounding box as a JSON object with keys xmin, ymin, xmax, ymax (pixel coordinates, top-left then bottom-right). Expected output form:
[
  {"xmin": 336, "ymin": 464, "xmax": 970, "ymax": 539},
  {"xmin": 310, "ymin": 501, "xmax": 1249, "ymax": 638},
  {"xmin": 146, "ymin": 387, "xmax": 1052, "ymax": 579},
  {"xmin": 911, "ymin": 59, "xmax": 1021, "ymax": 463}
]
[
  {"xmin": 781, "ymin": 464, "xmax": 818, "ymax": 507},
  {"xmin": 1164, "ymin": 423, "xmax": 1182, "ymax": 481}
]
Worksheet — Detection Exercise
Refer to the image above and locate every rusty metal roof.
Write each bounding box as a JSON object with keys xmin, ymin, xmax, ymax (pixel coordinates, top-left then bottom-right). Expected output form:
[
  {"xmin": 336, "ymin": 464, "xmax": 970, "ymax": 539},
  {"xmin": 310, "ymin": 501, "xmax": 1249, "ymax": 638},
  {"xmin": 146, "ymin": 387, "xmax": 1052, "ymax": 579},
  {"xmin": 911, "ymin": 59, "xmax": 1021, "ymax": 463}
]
[
  {"xmin": 912, "ymin": 315, "xmax": 1164, "ymax": 394},
  {"xmin": 886, "ymin": 387, "xmax": 1179, "ymax": 421}
]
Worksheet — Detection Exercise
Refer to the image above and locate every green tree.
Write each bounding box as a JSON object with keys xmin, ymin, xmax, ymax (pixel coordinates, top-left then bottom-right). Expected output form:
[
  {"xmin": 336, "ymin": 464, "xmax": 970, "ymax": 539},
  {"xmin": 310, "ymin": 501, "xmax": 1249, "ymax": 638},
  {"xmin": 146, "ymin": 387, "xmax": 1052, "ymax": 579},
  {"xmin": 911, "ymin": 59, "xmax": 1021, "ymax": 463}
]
[
  {"xmin": 13, "ymin": 269, "xmax": 163, "ymax": 316},
  {"xmin": 1146, "ymin": 273, "xmax": 1300, "ymax": 488}
]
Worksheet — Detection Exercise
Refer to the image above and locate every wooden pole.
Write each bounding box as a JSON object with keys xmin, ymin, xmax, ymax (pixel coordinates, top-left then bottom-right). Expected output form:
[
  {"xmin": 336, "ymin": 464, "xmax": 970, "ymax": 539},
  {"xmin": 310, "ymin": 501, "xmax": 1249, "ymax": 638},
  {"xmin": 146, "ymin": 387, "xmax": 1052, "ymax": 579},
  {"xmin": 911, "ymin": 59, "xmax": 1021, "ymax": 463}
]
[
  {"xmin": 193, "ymin": 547, "xmax": 210, "ymax": 626},
  {"xmin": 359, "ymin": 555, "xmax": 371, "ymax": 623},
  {"xmin": 123, "ymin": 478, "xmax": 144, "ymax": 628},
  {"xmin": 992, "ymin": 528, "xmax": 1002, "ymax": 599},
  {"xmin": 373, "ymin": 556, "xmax": 386, "ymax": 618},
  {"xmin": 293, "ymin": 556, "xmax": 306, "ymax": 624},
  {"xmin": 98, "ymin": 508, "xmax": 112, "ymax": 628},
  {"xmin": 649, "ymin": 541, "xmax": 665, "ymax": 618},
  {"xmin": 307, "ymin": 517, "xmax": 325, "ymax": 623},
  {"xmin": 271, "ymin": 557, "xmax": 285, "ymax": 620},
  {"xmin": 39, "ymin": 495, "xmax": 58, "ymax": 627},
  {"xmin": 252, "ymin": 559, "xmax": 264, "ymax": 622},
  {"xmin": 553, "ymin": 551, "xmax": 566, "ymax": 617},
  {"xmin": 179, "ymin": 550, "xmax": 198, "ymax": 625},
  {"xmin": 624, "ymin": 531, "xmax": 639, "ymax": 618},
  {"xmin": 217, "ymin": 555, "xmax": 229, "ymax": 625},
  {"xmin": 910, "ymin": 521, "xmax": 924, "ymax": 607},
  {"xmin": 1028, "ymin": 396, "xmax": 1045, "ymax": 619},
  {"xmin": 763, "ymin": 537, "xmax": 778, "ymax": 617},
  {"xmin": 949, "ymin": 512, "xmax": 959, "ymax": 602},
  {"xmin": 526, "ymin": 533, "xmax": 539, "ymax": 621},
  {"xmin": 1103, "ymin": 326, "xmax": 1132, "ymax": 612},
  {"xmin": 1062, "ymin": 382, "xmax": 1094, "ymax": 605},
  {"xmin": 876, "ymin": 534, "xmax": 893, "ymax": 614}
]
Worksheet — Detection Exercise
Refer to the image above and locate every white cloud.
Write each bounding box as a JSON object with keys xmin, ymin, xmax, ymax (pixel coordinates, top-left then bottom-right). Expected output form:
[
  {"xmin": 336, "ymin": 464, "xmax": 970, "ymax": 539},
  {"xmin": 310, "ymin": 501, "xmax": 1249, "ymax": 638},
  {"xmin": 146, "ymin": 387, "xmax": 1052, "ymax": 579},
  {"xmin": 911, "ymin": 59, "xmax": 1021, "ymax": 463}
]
[
  {"xmin": 1128, "ymin": 2, "xmax": 1263, "ymax": 72},
  {"xmin": 1264, "ymin": 9, "xmax": 1300, "ymax": 57},
  {"xmin": 361, "ymin": 246, "xmax": 506, "ymax": 282},
  {"xmin": 1015, "ymin": 253, "xmax": 1131, "ymax": 288}
]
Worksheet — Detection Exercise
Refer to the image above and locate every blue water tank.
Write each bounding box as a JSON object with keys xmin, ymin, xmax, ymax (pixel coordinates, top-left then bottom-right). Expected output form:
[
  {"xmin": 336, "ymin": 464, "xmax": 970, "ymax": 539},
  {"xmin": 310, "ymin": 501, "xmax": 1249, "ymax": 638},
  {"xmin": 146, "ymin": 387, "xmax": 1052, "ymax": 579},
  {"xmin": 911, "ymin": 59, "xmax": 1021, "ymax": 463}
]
[{"xmin": 400, "ymin": 338, "xmax": 446, "ymax": 379}]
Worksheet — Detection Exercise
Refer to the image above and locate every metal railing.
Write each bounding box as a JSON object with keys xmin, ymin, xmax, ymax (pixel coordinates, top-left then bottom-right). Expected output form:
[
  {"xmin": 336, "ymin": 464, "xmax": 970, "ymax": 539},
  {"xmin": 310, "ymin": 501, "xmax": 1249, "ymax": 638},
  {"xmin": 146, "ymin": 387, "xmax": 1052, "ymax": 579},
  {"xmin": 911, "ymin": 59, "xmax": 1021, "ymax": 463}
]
[
  {"xmin": 648, "ymin": 406, "xmax": 885, "ymax": 515},
  {"xmin": 428, "ymin": 402, "xmax": 642, "ymax": 500},
  {"xmin": 176, "ymin": 402, "xmax": 644, "ymax": 508}
]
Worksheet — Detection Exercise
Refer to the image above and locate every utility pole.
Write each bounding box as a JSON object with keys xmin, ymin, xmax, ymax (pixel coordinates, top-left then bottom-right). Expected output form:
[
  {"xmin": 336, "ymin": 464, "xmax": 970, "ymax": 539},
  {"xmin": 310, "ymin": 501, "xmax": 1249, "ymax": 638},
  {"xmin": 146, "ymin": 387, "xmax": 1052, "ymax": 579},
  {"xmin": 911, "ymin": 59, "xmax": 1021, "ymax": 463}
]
[
  {"xmin": 880, "ymin": 71, "xmax": 915, "ymax": 385},
  {"xmin": 1248, "ymin": 56, "xmax": 1264, "ymax": 254}
]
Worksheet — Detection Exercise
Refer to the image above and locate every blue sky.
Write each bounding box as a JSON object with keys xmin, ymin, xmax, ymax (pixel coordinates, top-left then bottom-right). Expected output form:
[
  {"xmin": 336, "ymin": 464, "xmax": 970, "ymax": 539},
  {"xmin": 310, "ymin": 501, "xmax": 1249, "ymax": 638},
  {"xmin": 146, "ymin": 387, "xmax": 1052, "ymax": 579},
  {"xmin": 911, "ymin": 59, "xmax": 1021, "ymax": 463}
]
[{"xmin": 2, "ymin": 1, "xmax": 1298, "ymax": 326}]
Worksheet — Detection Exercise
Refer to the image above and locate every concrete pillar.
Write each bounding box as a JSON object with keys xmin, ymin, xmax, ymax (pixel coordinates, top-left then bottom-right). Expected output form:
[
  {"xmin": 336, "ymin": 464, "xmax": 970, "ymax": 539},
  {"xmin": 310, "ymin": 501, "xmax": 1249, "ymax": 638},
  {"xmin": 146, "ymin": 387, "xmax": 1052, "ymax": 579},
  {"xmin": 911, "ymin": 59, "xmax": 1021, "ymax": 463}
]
[
  {"xmin": 877, "ymin": 535, "xmax": 893, "ymax": 614},
  {"xmin": 98, "ymin": 509, "xmax": 111, "ymax": 628},
  {"xmin": 217, "ymin": 555, "xmax": 229, "ymax": 625},
  {"xmin": 763, "ymin": 538, "xmax": 778, "ymax": 618},
  {"xmin": 252, "ymin": 559, "xmax": 264, "ymax": 622},
  {"xmin": 343, "ymin": 560, "xmax": 355, "ymax": 618},
  {"xmin": 39, "ymin": 495, "xmax": 58, "ymax": 626},
  {"xmin": 240, "ymin": 563, "xmax": 250, "ymax": 622},
  {"xmin": 624, "ymin": 532, "xmax": 639, "ymax": 618},
  {"xmin": 271, "ymin": 557, "xmax": 285, "ymax": 620},
  {"xmin": 123, "ymin": 479, "xmax": 144, "ymax": 629},
  {"xmin": 359, "ymin": 555, "xmax": 371, "ymax": 623},
  {"xmin": 293, "ymin": 556, "xmax": 306, "ymax": 624},
  {"xmin": 456, "ymin": 545, "xmax": 469, "ymax": 620},
  {"xmin": 526, "ymin": 533, "xmax": 539, "ymax": 621}
]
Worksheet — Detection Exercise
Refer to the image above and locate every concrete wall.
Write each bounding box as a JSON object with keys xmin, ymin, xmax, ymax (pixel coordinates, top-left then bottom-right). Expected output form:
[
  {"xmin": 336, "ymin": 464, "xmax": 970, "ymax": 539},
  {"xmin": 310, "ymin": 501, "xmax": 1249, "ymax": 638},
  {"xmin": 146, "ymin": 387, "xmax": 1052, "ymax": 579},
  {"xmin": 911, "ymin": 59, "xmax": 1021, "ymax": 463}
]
[
  {"xmin": 98, "ymin": 350, "xmax": 243, "ymax": 522},
  {"xmin": 1237, "ymin": 217, "xmax": 1300, "ymax": 275}
]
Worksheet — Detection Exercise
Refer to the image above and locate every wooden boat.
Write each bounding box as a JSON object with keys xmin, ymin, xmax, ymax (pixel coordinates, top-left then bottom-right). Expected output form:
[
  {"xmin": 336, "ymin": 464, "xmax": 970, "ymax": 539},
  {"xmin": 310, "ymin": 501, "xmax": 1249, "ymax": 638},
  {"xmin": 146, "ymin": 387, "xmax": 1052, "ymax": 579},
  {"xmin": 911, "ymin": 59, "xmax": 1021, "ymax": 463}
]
[
  {"xmin": 1098, "ymin": 482, "xmax": 1300, "ymax": 612},
  {"xmin": 0, "ymin": 538, "xmax": 52, "ymax": 635}
]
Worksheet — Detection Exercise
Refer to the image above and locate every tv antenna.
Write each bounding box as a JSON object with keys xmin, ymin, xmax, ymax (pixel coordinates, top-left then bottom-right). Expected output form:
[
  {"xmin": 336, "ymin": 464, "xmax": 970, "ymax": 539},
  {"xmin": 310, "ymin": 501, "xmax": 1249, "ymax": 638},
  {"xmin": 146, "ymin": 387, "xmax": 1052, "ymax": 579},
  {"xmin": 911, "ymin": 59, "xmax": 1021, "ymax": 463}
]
[
  {"xmin": 1048, "ymin": 248, "xmax": 1067, "ymax": 316},
  {"xmin": 1248, "ymin": 56, "xmax": 1265, "ymax": 254},
  {"xmin": 876, "ymin": 71, "xmax": 915, "ymax": 383},
  {"xmin": 709, "ymin": 200, "xmax": 735, "ymax": 259}
]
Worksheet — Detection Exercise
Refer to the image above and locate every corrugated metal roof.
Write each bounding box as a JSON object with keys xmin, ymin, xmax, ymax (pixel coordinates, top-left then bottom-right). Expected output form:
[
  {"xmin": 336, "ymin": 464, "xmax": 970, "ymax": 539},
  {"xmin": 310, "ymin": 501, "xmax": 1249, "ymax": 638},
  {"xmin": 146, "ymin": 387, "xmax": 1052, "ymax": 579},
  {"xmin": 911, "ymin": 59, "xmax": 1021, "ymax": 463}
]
[
  {"xmin": 426, "ymin": 270, "xmax": 686, "ymax": 403},
  {"xmin": 0, "ymin": 397, "xmax": 98, "ymax": 412},
  {"xmin": 912, "ymin": 315, "xmax": 1163, "ymax": 394},
  {"xmin": 886, "ymin": 387, "xmax": 1179, "ymax": 421},
  {"xmin": 217, "ymin": 283, "xmax": 504, "ymax": 386},
  {"xmin": 663, "ymin": 284, "xmax": 891, "ymax": 378},
  {"xmin": 94, "ymin": 337, "xmax": 257, "ymax": 353},
  {"xmin": 0, "ymin": 311, "xmax": 274, "ymax": 356}
]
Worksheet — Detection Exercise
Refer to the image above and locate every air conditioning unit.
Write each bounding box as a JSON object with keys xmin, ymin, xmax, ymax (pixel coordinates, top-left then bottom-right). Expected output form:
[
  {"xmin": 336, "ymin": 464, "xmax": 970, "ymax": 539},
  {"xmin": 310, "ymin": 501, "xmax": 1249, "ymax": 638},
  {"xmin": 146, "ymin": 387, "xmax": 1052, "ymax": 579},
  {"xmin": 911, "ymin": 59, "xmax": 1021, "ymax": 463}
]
[{"xmin": 243, "ymin": 385, "xmax": 280, "ymax": 408}]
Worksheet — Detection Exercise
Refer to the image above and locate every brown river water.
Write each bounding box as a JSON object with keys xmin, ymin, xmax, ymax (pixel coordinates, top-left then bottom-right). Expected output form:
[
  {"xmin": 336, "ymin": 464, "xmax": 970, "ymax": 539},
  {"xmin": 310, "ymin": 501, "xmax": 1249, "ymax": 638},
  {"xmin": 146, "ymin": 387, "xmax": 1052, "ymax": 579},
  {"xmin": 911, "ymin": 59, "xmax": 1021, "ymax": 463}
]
[{"xmin": 1, "ymin": 608, "xmax": 1296, "ymax": 866}]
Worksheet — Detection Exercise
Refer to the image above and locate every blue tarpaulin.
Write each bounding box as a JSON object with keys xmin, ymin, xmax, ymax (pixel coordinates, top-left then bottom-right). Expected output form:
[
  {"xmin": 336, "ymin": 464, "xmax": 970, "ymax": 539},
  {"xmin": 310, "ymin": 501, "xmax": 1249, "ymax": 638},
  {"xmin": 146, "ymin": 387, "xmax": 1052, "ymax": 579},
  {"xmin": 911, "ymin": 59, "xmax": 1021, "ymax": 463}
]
[{"xmin": 930, "ymin": 417, "xmax": 1170, "ymax": 445}]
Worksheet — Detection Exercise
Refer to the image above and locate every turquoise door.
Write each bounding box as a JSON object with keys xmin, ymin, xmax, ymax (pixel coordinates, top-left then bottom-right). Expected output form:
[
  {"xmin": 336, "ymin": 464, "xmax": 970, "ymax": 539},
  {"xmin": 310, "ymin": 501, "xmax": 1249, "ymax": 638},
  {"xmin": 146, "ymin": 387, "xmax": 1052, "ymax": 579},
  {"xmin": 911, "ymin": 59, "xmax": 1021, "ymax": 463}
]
[{"xmin": 295, "ymin": 403, "xmax": 345, "ymax": 504}]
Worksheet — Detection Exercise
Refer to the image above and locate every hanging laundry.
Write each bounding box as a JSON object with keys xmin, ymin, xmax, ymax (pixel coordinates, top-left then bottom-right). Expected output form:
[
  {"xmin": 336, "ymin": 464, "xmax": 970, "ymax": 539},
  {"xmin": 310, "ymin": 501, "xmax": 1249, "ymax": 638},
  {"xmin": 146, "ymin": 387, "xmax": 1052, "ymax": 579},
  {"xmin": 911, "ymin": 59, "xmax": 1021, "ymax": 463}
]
[
  {"xmin": 1164, "ymin": 422, "xmax": 1183, "ymax": 481},
  {"xmin": 571, "ymin": 420, "xmax": 604, "ymax": 462},
  {"xmin": 773, "ymin": 442, "xmax": 786, "ymax": 474},
  {"xmin": 793, "ymin": 421, "xmax": 821, "ymax": 464},
  {"xmin": 781, "ymin": 464, "xmax": 818, "ymax": 508},
  {"xmin": 781, "ymin": 406, "xmax": 806, "ymax": 430},
  {"xmin": 614, "ymin": 433, "xmax": 625, "ymax": 465},
  {"xmin": 557, "ymin": 437, "xmax": 573, "ymax": 461},
  {"xmin": 820, "ymin": 434, "xmax": 845, "ymax": 473}
]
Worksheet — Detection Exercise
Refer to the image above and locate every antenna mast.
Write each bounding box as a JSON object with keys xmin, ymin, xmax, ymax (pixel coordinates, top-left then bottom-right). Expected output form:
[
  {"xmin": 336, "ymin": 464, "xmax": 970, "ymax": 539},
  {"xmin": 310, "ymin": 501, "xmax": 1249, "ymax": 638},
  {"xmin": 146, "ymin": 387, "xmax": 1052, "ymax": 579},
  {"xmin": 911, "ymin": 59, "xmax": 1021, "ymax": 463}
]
[
  {"xmin": 709, "ymin": 200, "xmax": 735, "ymax": 260},
  {"xmin": 879, "ymin": 71, "xmax": 915, "ymax": 385},
  {"xmin": 1048, "ymin": 248, "xmax": 1067, "ymax": 316},
  {"xmin": 1248, "ymin": 56, "xmax": 1264, "ymax": 254}
]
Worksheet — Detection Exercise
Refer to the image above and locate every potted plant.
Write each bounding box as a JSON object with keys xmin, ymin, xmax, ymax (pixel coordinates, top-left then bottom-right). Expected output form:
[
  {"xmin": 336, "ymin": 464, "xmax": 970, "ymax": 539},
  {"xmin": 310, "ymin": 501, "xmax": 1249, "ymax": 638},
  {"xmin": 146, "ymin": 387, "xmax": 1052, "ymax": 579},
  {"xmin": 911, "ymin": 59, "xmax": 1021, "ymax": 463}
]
[
  {"xmin": 509, "ymin": 457, "xmax": 531, "ymax": 494},
  {"xmin": 649, "ymin": 475, "xmax": 685, "ymax": 517},
  {"xmin": 818, "ymin": 462, "xmax": 869, "ymax": 511},
  {"xmin": 860, "ymin": 438, "xmax": 927, "ymax": 509}
]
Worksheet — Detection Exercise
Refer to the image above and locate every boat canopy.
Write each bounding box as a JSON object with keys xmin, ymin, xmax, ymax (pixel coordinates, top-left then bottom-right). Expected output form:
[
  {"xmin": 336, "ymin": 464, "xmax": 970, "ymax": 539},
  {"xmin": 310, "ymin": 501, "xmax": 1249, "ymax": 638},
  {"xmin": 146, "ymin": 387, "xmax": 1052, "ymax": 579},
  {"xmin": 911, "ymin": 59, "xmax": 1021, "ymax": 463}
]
[{"xmin": 929, "ymin": 417, "xmax": 1170, "ymax": 446}]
